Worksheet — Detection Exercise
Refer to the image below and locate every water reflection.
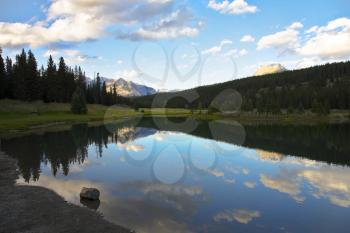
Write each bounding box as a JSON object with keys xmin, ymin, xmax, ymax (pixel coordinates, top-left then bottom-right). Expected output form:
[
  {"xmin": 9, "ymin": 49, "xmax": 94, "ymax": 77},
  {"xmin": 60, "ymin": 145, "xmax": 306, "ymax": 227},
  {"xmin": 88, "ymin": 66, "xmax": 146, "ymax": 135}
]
[
  {"xmin": 1, "ymin": 118, "xmax": 350, "ymax": 233},
  {"xmin": 214, "ymin": 209, "xmax": 261, "ymax": 224}
]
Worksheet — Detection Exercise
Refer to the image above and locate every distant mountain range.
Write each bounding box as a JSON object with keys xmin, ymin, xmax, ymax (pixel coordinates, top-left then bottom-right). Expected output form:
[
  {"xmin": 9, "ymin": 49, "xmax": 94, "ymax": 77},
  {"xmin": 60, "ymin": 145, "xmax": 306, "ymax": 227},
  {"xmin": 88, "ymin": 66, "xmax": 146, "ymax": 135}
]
[{"xmin": 87, "ymin": 77, "xmax": 156, "ymax": 97}]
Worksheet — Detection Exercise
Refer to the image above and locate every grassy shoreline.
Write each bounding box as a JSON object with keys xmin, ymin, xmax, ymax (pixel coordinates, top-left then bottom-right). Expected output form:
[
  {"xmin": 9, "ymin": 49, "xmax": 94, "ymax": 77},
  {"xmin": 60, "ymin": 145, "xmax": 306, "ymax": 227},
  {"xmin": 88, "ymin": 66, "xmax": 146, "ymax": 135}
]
[
  {"xmin": 1, "ymin": 100, "xmax": 349, "ymax": 136},
  {"xmin": 0, "ymin": 100, "xmax": 194, "ymax": 136}
]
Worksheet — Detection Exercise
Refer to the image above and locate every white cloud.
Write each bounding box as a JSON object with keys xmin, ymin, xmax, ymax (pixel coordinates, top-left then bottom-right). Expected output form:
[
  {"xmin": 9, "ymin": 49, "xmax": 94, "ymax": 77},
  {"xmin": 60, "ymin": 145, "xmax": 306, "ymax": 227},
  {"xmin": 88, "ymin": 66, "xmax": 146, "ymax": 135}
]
[
  {"xmin": 244, "ymin": 181, "xmax": 256, "ymax": 189},
  {"xmin": 296, "ymin": 17, "xmax": 350, "ymax": 58},
  {"xmin": 224, "ymin": 48, "xmax": 248, "ymax": 58},
  {"xmin": 116, "ymin": 69, "xmax": 142, "ymax": 81},
  {"xmin": 261, "ymin": 163, "xmax": 350, "ymax": 208},
  {"xmin": 208, "ymin": 0, "xmax": 258, "ymax": 15},
  {"xmin": 240, "ymin": 34, "xmax": 255, "ymax": 42},
  {"xmin": 288, "ymin": 22, "xmax": 304, "ymax": 30},
  {"xmin": 43, "ymin": 49, "xmax": 58, "ymax": 58},
  {"xmin": 64, "ymin": 49, "xmax": 80, "ymax": 57},
  {"xmin": 260, "ymin": 171, "xmax": 305, "ymax": 203},
  {"xmin": 117, "ymin": 59, "xmax": 124, "ymax": 65},
  {"xmin": 214, "ymin": 209, "xmax": 261, "ymax": 224},
  {"xmin": 0, "ymin": 0, "xmax": 201, "ymax": 48},
  {"xmin": 257, "ymin": 22, "xmax": 302, "ymax": 52},
  {"xmin": 257, "ymin": 17, "xmax": 350, "ymax": 60},
  {"xmin": 117, "ymin": 8, "xmax": 202, "ymax": 40},
  {"xmin": 117, "ymin": 143, "xmax": 145, "ymax": 152},
  {"xmin": 202, "ymin": 39, "xmax": 233, "ymax": 55}
]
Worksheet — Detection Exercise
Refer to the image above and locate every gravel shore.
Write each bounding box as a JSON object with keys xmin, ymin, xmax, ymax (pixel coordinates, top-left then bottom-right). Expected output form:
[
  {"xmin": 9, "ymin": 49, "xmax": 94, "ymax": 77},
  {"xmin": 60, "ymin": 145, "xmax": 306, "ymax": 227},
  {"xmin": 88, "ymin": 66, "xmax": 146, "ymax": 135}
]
[{"xmin": 0, "ymin": 152, "xmax": 132, "ymax": 233}]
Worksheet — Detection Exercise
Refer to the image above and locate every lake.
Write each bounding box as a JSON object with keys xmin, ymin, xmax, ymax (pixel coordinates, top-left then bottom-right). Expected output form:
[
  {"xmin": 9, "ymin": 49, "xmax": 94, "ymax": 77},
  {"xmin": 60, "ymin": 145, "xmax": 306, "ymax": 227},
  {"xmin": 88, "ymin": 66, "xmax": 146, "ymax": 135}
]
[{"xmin": 2, "ymin": 117, "xmax": 350, "ymax": 233}]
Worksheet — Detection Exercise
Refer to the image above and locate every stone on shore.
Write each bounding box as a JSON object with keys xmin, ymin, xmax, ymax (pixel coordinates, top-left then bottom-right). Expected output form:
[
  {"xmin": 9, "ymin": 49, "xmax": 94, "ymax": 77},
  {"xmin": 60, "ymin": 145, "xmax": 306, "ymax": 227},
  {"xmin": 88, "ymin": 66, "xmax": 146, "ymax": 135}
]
[{"xmin": 80, "ymin": 187, "xmax": 100, "ymax": 200}]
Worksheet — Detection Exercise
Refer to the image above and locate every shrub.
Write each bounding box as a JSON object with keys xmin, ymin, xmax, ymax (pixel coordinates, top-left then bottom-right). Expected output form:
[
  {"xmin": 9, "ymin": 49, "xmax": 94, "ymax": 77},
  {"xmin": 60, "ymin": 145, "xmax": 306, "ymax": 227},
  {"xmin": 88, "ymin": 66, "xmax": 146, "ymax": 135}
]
[{"xmin": 71, "ymin": 87, "xmax": 87, "ymax": 114}]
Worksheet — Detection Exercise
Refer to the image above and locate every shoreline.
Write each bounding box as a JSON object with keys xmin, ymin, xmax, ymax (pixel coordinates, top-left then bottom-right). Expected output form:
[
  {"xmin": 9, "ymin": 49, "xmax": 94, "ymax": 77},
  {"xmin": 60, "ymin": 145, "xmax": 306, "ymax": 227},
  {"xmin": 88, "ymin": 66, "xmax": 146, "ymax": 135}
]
[
  {"xmin": 1, "ymin": 111, "xmax": 349, "ymax": 138},
  {"xmin": 0, "ymin": 152, "xmax": 133, "ymax": 233}
]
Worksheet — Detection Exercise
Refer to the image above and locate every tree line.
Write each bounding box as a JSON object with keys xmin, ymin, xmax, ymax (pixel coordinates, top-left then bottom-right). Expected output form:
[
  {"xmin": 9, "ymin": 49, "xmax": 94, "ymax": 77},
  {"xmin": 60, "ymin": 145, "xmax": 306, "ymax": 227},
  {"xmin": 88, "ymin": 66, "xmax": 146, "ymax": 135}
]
[
  {"xmin": 0, "ymin": 48, "xmax": 128, "ymax": 107},
  {"xmin": 132, "ymin": 61, "xmax": 350, "ymax": 114}
]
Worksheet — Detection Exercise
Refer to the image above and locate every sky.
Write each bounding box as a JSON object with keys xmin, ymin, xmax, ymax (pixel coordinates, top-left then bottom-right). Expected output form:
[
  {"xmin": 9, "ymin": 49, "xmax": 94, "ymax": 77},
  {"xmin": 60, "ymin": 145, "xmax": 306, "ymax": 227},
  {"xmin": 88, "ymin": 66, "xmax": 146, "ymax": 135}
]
[{"xmin": 0, "ymin": 0, "xmax": 349, "ymax": 90}]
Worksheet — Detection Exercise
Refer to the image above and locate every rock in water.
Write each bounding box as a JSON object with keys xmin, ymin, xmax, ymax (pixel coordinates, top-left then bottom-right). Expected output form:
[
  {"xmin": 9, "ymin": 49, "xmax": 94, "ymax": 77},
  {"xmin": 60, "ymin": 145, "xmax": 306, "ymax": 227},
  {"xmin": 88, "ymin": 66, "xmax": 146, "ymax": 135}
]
[{"xmin": 80, "ymin": 187, "xmax": 100, "ymax": 200}]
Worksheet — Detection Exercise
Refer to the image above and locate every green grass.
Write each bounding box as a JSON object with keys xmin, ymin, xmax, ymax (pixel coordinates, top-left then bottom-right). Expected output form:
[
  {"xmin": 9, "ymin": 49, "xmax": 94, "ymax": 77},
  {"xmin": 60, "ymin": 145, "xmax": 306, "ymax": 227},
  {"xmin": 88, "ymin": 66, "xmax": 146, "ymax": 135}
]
[
  {"xmin": 0, "ymin": 100, "xmax": 195, "ymax": 133},
  {"xmin": 1, "ymin": 99, "xmax": 349, "ymax": 133},
  {"xmin": 0, "ymin": 99, "xmax": 140, "ymax": 132}
]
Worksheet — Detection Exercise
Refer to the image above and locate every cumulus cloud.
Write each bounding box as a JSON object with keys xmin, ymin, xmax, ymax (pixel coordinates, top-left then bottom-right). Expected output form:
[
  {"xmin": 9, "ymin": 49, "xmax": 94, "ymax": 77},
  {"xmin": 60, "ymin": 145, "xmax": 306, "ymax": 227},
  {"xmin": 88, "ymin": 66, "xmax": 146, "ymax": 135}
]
[
  {"xmin": 202, "ymin": 39, "xmax": 233, "ymax": 55},
  {"xmin": 244, "ymin": 181, "xmax": 256, "ymax": 188},
  {"xmin": 117, "ymin": 143, "xmax": 145, "ymax": 152},
  {"xmin": 296, "ymin": 17, "xmax": 350, "ymax": 58},
  {"xmin": 260, "ymin": 161, "xmax": 350, "ymax": 208},
  {"xmin": 214, "ymin": 209, "xmax": 261, "ymax": 224},
  {"xmin": 43, "ymin": 48, "xmax": 101, "ymax": 63},
  {"xmin": 0, "ymin": 0, "xmax": 201, "ymax": 48},
  {"xmin": 240, "ymin": 34, "xmax": 255, "ymax": 42},
  {"xmin": 260, "ymin": 169, "xmax": 305, "ymax": 203},
  {"xmin": 116, "ymin": 7, "xmax": 202, "ymax": 40},
  {"xmin": 257, "ymin": 17, "xmax": 350, "ymax": 61},
  {"xmin": 224, "ymin": 48, "xmax": 248, "ymax": 58},
  {"xmin": 208, "ymin": 0, "xmax": 258, "ymax": 15},
  {"xmin": 116, "ymin": 69, "xmax": 143, "ymax": 81},
  {"xmin": 257, "ymin": 22, "xmax": 303, "ymax": 53}
]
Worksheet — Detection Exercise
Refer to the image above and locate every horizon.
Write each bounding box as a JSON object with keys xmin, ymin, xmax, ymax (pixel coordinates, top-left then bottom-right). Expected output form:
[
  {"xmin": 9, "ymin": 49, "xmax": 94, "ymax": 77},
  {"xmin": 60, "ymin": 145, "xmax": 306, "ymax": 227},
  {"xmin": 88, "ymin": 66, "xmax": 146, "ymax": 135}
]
[{"xmin": 1, "ymin": 0, "xmax": 350, "ymax": 90}]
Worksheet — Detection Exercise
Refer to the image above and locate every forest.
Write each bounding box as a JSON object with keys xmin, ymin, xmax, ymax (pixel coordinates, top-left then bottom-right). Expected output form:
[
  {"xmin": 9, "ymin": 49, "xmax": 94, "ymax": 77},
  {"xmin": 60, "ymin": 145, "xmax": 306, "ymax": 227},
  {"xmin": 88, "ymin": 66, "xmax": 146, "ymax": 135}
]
[
  {"xmin": 0, "ymin": 48, "xmax": 129, "ymax": 107},
  {"xmin": 132, "ymin": 61, "xmax": 350, "ymax": 114},
  {"xmin": 1, "ymin": 48, "xmax": 350, "ymax": 115}
]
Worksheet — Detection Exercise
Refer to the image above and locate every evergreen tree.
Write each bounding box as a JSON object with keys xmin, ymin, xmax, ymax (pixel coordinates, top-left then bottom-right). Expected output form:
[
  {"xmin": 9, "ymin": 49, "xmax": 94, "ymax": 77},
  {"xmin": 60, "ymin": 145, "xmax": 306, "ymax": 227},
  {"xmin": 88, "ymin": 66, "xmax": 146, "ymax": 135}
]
[
  {"xmin": 57, "ymin": 57, "xmax": 67, "ymax": 102},
  {"xmin": 94, "ymin": 73, "xmax": 101, "ymax": 104},
  {"xmin": 0, "ymin": 49, "xmax": 5, "ymax": 98},
  {"xmin": 45, "ymin": 55, "xmax": 57, "ymax": 102},
  {"xmin": 113, "ymin": 83, "xmax": 117, "ymax": 104},
  {"xmin": 13, "ymin": 49, "xmax": 27, "ymax": 100},
  {"xmin": 26, "ymin": 50, "xmax": 40, "ymax": 100},
  {"xmin": 71, "ymin": 87, "xmax": 87, "ymax": 114},
  {"xmin": 101, "ymin": 81, "xmax": 107, "ymax": 105},
  {"xmin": 5, "ymin": 56, "xmax": 13, "ymax": 98}
]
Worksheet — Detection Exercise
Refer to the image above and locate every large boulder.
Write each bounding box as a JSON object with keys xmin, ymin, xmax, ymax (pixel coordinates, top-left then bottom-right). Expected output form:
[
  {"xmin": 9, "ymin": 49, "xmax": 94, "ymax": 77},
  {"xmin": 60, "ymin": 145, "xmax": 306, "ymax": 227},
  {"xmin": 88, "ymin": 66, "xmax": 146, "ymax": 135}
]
[{"xmin": 80, "ymin": 187, "xmax": 100, "ymax": 200}]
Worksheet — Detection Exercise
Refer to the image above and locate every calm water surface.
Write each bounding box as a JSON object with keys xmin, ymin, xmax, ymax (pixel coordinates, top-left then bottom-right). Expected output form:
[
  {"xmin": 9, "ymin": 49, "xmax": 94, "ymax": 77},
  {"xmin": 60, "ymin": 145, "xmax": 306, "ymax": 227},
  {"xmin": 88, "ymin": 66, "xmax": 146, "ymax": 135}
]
[{"xmin": 2, "ymin": 118, "xmax": 350, "ymax": 233}]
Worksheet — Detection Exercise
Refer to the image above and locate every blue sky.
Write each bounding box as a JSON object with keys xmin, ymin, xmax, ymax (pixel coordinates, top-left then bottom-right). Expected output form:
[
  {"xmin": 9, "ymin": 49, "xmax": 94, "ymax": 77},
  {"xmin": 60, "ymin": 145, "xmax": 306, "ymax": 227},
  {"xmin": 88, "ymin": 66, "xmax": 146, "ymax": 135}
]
[{"xmin": 0, "ymin": 0, "xmax": 349, "ymax": 90}]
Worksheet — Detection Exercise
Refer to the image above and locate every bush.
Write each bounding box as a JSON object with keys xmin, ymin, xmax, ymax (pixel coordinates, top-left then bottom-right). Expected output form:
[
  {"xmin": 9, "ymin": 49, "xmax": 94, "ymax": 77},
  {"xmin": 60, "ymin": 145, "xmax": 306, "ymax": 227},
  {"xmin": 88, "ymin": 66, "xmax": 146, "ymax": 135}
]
[
  {"xmin": 208, "ymin": 106, "xmax": 220, "ymax": 114},
  {"xmin": 71, "ymin": 87, "xmax": 87, "ymax": 114}
]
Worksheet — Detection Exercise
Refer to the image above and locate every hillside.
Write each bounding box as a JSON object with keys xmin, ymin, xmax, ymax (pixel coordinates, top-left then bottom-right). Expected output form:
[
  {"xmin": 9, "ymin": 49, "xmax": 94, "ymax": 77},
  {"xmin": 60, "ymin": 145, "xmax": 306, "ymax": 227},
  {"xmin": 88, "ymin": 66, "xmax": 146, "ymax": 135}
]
[{"xmin": 131, "ymin": 61, "xmax": 350, "ymax": 113}]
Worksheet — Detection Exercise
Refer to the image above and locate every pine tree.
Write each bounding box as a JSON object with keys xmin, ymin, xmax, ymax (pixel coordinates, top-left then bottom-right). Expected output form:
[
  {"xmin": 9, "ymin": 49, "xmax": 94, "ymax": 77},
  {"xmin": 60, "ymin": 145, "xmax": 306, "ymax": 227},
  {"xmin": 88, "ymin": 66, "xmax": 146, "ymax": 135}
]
[
  {"xmin": 5, "ymin": 57, "xmax": 13, "ymax": 98},
  {"xmin": 113, "ymin": 83, "xmax": 117, "ymax": 104},
  {"xmin": 95, "ymin": 73, "xmax": 101, "ymax": 104},
  {"xmin": 0, "ymin": 49, "xmax": 5, "ymax": 98},
  {"xmin": 101, "ymin": 81, "xmax": 107, "ymax": 105},
  {"xmin": 45, "ymin": 55, "xmax": 57, "ymax": 102},
  {"xmin": 71, "ymin": 87, "xmax": 87, "ymax": 114},
  {"xmin": 13, "ymin": 49, "xmax": 27, "ymax": 100},
  {"xmin": 57, "ymin": 57, "xmax": 67, "ymax": 102},
  {"xmin": 26, "ymin": 50, "xmax": 40, "ymax": 100}
]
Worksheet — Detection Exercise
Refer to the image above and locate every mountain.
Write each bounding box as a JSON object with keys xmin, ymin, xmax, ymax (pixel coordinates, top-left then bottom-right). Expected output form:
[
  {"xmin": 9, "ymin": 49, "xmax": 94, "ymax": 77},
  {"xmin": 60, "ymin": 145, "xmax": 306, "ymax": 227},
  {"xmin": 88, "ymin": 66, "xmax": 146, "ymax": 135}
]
[
  {"xmin": 255, "ymin": 64, "xmax": 287, "ymax": 76},
  {"xmin": 88, "ymin": 77, "xmax": 156, "ymax": 97},
  {"xmin": 109, "ymin": 78, "xmax": 156, "ymax": 97}
]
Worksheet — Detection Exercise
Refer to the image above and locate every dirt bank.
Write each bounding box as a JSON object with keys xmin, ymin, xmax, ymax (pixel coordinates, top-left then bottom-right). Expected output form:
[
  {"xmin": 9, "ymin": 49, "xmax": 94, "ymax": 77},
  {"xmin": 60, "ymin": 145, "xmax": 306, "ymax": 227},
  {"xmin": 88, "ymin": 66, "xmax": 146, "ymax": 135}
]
[{"xmin": 0, "ymin": 152, "xmax": 133, "ymax": 233}]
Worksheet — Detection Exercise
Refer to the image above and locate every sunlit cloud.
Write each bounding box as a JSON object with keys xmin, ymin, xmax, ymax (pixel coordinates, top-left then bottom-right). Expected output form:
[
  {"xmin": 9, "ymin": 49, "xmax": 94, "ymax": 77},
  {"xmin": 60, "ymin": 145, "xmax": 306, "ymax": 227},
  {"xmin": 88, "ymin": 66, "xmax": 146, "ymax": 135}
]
[
  {"xmin": 0, "ymin": 0, "xmax": 201, "ymax": 48},
  {"xmin": 214, "ymin": 209, "xmax": 261, "ymax": 224},
  {"xmin": 208, "ymin": 0, "xmax": 258, "ymax": 15}
]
